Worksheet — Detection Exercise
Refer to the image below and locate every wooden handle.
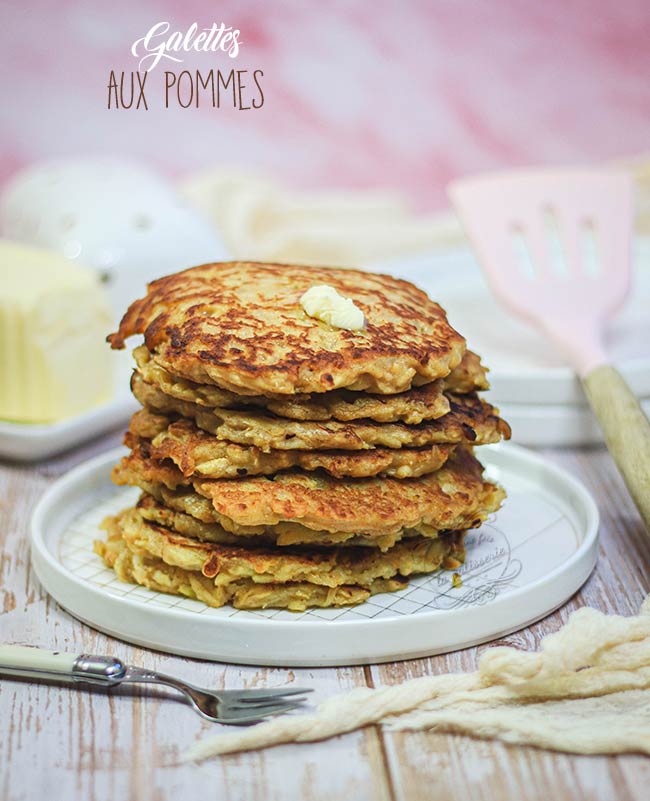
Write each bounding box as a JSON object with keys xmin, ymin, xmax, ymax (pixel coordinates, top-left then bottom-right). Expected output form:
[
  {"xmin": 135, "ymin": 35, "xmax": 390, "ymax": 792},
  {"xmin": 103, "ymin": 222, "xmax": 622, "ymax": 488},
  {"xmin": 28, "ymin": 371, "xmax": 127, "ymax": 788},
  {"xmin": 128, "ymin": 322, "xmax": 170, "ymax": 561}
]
[{"xmin": 582, "ymin": 365, "xmax": 650, "ymax": 531}]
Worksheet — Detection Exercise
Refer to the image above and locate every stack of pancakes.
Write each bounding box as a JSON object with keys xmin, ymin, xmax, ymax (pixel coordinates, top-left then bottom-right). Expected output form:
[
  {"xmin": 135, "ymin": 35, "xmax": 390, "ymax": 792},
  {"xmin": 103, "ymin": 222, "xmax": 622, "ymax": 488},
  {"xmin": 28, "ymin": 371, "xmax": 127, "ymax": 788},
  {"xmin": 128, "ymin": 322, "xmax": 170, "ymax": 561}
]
[{"xmin": 95, "ymin": 262, "xmax": 510, "ymax": 611}]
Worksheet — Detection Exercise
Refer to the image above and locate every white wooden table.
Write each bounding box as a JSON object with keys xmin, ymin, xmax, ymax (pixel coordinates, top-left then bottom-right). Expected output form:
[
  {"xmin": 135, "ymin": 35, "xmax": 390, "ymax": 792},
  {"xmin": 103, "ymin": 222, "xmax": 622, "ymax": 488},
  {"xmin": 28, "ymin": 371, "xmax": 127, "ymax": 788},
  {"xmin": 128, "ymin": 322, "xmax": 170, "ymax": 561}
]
[{"xmin": 1, "ymin": 429, "xmax": 649, "ymax": 801}]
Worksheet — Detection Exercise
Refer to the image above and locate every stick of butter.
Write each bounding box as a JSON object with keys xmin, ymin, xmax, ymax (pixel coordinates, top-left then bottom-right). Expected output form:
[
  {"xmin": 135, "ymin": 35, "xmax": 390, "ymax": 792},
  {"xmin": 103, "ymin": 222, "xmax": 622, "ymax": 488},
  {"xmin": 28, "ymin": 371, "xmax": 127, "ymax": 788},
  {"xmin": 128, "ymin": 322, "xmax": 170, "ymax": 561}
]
[
  {"xmin": 300, "ymin": 285, "xmax": 365, "ymax": 331},
  {"xmin": 0, "ymin": 240, "xmax": 114, "ymax": 423}
]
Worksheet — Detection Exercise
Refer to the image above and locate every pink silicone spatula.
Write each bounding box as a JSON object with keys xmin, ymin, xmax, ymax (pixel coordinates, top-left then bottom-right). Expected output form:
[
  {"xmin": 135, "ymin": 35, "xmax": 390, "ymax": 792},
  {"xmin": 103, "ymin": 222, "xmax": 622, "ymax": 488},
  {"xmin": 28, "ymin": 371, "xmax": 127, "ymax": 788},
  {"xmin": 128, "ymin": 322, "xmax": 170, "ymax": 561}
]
[{"xmin": 449, "ymin": 168, "xmax": 650, "ymax": 531}]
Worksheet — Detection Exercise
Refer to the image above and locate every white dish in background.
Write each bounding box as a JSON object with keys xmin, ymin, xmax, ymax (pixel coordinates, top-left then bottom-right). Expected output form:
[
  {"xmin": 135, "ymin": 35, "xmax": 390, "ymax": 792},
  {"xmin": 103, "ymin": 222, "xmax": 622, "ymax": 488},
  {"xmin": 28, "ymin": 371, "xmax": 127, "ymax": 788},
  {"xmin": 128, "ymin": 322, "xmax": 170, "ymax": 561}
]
[
  {"xmin": 382, "ymin": 235, "xmax": 650, "ymax": 407},
  {"xmin": 31, "ymin": 444, "xmax": 599, "ymax": 667},
  {"xmin": 0, "ymin": 351, "xmax": 136, "ymax": 461},
  {"xmin": 500, "ymin": 398, "xmax": 650, "ymax": 447}
]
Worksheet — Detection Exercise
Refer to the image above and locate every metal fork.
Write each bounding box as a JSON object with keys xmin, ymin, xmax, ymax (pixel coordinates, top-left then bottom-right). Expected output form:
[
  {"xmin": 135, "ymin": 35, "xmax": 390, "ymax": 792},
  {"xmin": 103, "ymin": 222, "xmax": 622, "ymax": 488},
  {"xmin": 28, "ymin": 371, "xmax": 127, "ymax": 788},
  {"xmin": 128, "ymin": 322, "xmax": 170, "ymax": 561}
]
[{"xmin": 0, "ymin": 644, "xmax": 312, "ymax": 724}]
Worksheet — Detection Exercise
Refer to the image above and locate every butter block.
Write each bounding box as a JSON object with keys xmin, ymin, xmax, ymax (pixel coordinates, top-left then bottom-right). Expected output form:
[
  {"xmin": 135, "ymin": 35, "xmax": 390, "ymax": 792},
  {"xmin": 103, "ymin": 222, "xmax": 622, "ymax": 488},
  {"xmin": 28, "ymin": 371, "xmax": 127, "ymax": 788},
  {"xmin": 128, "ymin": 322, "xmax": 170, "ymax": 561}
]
[{"xmin": 0, "ymin": 240, "xmax": 113, "ymax": 422}]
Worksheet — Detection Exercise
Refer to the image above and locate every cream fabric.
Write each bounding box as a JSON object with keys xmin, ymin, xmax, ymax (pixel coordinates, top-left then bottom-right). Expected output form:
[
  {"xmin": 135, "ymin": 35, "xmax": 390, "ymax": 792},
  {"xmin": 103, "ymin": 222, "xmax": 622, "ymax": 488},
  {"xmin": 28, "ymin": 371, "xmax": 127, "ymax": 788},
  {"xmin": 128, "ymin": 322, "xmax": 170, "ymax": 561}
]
[{"xmin": 180, "ymin": 169, "xmax": 463, "ymax": 265}]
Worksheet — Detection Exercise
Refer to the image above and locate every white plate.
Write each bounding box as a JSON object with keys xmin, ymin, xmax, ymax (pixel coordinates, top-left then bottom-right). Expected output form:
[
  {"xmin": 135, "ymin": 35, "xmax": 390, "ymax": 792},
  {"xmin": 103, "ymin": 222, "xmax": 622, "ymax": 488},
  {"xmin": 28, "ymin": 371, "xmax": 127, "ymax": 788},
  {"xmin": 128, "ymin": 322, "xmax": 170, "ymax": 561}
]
[
  {"xmin": 0, "ymin": 351, "xmax": 136, "ymax": 461},
  {"xmin": 30, "ymin": 444, "xmax": 599, "ymax": 666},
  {"xmin": 502, "ymin": 398, "xmax": 650, "ymax": 447},
  {"xmin": 381, "ymin": 236, "xmax": 650, "ymax": 407}
]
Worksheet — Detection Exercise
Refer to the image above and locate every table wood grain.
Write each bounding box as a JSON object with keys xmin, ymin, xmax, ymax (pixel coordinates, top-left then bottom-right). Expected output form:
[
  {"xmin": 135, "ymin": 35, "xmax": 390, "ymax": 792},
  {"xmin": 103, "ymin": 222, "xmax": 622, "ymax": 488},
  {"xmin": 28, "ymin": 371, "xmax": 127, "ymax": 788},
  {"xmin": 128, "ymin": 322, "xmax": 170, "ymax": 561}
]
[{"xmin": 1, "ymin": 430, "xmax": 649, "ymax": 801}]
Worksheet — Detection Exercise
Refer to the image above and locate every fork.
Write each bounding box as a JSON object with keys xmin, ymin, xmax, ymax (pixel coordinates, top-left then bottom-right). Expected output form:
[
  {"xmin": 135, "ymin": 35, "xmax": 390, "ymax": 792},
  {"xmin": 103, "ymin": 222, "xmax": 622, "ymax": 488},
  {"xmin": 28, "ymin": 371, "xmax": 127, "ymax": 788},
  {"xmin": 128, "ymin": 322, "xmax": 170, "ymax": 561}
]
[
  {"xmin": 0, "ymin": 644, "xmax": 312, "ymax": 724},
  {"xmin": 449, "ymin": 168, "xmax": 650, "ymax": 531}
]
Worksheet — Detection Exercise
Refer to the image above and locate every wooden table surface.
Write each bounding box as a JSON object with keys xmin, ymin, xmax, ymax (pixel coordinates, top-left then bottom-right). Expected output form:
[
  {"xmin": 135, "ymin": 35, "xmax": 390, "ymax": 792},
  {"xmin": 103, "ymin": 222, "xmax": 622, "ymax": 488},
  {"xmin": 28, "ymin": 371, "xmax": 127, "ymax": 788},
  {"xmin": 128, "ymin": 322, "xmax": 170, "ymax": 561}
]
[{"xmin": 1, "ymin": 428, "xmax": 649, "ymax": 801}]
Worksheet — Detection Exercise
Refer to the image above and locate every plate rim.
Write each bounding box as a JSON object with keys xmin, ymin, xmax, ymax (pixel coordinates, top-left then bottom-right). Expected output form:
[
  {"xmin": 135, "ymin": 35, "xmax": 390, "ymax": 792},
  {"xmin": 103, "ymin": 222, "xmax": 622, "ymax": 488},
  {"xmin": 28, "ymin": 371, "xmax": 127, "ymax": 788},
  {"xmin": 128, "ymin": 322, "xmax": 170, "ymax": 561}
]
[
  {"xmin": 29, "ymin": 443, "xmax": 600, "ymax": 664},
  {"xmin": 0, "ymin": 393, "xmax": 134, "ymax": 436}
]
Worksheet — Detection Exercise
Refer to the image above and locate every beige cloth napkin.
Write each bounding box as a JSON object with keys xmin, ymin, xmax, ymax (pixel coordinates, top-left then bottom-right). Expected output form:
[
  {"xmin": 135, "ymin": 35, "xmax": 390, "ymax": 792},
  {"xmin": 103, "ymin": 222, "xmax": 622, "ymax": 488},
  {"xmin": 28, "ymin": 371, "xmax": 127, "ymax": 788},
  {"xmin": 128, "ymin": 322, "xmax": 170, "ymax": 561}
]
[
  {"xmin": 180, "ymin": 169, "xmax": 463, "ymax": 264},
  {"xmin": 183, "ymin": 595, "xmax": 650, "ymax": 762},
  {"xmin": 180, "ymin": 156, "xmax": 650, "ymax": 266}
]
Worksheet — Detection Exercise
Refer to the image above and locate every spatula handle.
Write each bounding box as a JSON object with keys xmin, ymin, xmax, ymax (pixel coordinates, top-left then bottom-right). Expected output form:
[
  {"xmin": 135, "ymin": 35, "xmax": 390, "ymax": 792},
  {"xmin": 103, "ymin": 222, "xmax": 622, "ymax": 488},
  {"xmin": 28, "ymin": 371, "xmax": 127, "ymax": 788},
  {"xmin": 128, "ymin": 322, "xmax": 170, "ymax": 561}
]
[{"xmin": 582, "ymin": 365, "xmax": 650, "ymax": 531}]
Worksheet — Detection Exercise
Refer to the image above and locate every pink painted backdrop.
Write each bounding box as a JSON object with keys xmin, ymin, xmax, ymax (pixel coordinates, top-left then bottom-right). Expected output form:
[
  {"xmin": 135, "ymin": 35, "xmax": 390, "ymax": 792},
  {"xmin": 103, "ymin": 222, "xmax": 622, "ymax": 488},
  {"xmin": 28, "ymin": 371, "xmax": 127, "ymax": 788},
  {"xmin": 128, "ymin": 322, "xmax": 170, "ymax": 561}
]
[{"xmin": 1, "ymin": 0, "xmax": 650, "ymax": 210}]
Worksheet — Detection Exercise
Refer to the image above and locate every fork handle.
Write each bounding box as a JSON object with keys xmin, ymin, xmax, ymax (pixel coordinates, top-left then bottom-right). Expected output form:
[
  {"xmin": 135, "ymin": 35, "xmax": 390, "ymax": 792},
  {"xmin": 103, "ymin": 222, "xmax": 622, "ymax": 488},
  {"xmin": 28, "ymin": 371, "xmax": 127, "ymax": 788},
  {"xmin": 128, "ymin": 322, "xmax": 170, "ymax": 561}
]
[
  {"xmin": 582, "ymin": 365, "xmax": 650, "ymax": 531},
  {"xmin": 0, "ymin": 644, "xmax": 126, "ymax": 686}
]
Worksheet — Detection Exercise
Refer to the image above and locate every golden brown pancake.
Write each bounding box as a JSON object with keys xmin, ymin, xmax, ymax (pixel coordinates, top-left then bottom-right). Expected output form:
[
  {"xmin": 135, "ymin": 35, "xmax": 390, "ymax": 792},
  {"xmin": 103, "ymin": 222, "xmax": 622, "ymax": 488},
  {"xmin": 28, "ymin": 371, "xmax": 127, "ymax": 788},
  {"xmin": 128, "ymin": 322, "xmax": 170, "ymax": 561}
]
[
  {"xmin": 112, "ymin": 445, "xmax": 505, "ymax": 538},
  {"xmin": 96, "ymin": 525, "xmax": 409, "ymax": 611},
  {"xmin": 132, "ymin": 344, "xmax": 489, "ymax": 424},
  {"xmin": 444, "ymin": 349, "xmax": 490, "ymax": 394},
  {"xmin": 131, "ymin": 373, "xmax": 510, "ymax": 452},
  {"xmin": 94, "ymin": 507, "xmax": 465, "ymax": 610},
  {"xmin": 136, "ymin": 493, "xmax": 420, "ymax": 551},
  {"xmin": 108, "ymin": 262, "xmax": 467, "ymax": 395},
  {"xmin": 127, "ymin": 409, "xmax": 454, "ymax": 480}
]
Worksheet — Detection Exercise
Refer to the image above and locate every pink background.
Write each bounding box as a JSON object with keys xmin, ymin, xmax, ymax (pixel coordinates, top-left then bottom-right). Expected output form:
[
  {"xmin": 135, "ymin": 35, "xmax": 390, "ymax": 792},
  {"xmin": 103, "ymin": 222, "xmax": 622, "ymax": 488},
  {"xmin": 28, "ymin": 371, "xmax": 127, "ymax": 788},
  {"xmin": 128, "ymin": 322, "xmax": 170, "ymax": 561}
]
[{"xmin": 2, "ymin": 0, "xmax": 650, "ymax": 210}]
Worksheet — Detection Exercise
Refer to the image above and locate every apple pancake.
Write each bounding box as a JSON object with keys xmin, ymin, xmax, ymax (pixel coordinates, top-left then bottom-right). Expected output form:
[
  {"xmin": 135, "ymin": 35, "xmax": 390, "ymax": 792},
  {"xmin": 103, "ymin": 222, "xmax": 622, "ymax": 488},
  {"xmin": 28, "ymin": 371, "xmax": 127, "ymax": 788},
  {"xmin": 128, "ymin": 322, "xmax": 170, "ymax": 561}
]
[
  {"xmin": 96, "ymin": 526, "xmax": 409, "ymax": 611},
  {"xmin": 136, "ymin": 492, "xmax": 422, "ymax": 551},
  {"xmin": 127, "ymin": 409, "xmax": 455, "ymax": 480},
  {"xmin": 94, "ymin": 507, "xmax": 465, "ymax": 610},
  {"xmin": 112, "ymin": 445, "xmax": 505, "ymax": 538},
  {"xmin": 131, "ymin": 373, "xmax": 511, "ymax": 452},
  {"xmin": 108, "ymin": 262, "xmax": 467, "ymax": 395},
  {"xmin": 132, "ymin": 345, "xmax": 489, "ymax": 424}
]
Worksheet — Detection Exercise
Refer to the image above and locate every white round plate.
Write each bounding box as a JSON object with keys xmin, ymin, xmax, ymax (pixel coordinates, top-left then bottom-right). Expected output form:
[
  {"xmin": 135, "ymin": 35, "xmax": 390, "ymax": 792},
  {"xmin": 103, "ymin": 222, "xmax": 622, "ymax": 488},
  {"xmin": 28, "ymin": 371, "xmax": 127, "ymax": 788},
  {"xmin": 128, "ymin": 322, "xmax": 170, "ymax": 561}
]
[
  {"xmin": 31, "ymin": 445, "xmax": 599, "ymax": 667},
  {"xmin": 381, "ymin": 235, "xmax": 650, "ymax": 407}
]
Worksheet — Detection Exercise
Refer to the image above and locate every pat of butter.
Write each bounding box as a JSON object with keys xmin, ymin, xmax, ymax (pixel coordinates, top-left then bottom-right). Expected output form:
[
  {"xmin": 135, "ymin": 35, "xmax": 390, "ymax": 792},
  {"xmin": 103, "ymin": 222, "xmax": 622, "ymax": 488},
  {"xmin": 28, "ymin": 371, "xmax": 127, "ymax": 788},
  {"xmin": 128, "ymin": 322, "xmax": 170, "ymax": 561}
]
[
  {"xmin": 0, "ymin": 240, "xmax": 114, "ymax": 423},
  {"xmin": 300, "ymin": 285, "xmax": 365, "ymax": 331}
]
